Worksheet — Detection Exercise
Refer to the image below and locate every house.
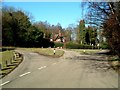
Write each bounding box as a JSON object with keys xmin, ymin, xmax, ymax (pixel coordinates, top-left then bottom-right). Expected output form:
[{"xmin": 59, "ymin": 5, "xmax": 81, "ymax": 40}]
[{"xmin": 50, "ymin": 30, "xmax": 65, "ymax": 43}]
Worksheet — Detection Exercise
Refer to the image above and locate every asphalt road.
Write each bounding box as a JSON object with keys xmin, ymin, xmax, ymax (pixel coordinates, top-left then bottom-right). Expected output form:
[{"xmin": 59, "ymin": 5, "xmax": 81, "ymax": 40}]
[{"xmin": 0, "ymin": 49, "xmax": 118, "ymax": 88}]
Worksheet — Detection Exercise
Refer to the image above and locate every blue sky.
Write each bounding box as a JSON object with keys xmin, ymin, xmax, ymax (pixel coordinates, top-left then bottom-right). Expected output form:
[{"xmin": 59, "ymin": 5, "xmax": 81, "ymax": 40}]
[{"xmin": 3, "ymin": 2, "xmax": 84, "ymax": 28}]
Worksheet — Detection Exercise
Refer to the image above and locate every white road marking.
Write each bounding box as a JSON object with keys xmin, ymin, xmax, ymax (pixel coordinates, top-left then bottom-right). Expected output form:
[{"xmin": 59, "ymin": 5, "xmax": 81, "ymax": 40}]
[
  {"xmin": 19, "ymin": 72, "xmax": 31, "ymax": 77},
  {"xmin": 38, "ymin": 67, "xmax": 44, "ymax": 70},
  {"xmin": 52, "ymin": 63, "xmax": 56, "ymax": 65},
  {"xmin": 38, "ymin": 66, "xmax": 47, "ymax": 70},
  {"xmin": 43, "ymin": 66, "xmax": 47, "ymax": 68},
  {"xmin": 0, "ymin": 81, "xmax": 10, "ymax": 86}
]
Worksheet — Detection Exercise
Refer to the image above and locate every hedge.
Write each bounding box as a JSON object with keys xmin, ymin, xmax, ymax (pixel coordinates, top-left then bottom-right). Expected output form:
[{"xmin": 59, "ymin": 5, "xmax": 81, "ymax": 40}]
[
  {"xmin": 54, "ymin": 42, "xmax": 64, "ymax": 48},
  {"xmin": 100, "ymin": 42, "xmax": 110, "ymax": 49},
  {"xmin": 65, "ymin": 42, "xmax": 101, "ymax": 49},
  {"xmin": 43, "ymin": 41, "xmax": 110, "ymax": 49}
]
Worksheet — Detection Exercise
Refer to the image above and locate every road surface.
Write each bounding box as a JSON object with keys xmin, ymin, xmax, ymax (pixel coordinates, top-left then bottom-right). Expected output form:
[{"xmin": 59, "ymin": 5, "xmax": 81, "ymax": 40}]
[{"xmin": 0, "ymin": 49, "xmax": 118, "ymax": 88}]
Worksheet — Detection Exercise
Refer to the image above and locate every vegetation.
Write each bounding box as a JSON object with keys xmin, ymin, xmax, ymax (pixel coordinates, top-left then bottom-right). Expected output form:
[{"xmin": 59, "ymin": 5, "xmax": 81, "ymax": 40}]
[
  {"xmin": 65, "ymin": 42, "xmax": 102, "ymax": 49},
  {"xmin": 2, "ymin": 6, "xmax": 73, "ymax": 48},
  {"xmin": 82, "ymin": 2, "xmax": 120, "ymax": 58},
  {"xmin": 76, "ymin": 20, "xmax": 98, "ymax": 45},
  {"xmin": 76, "ymin": 20, "xmax": 86, "ymax": 44},
  {"xmin": 54, "ymin": 42, "xmax": 64, "ymax": 48},
  {"xmin": 2, "ymin": 5, "xmax": 105, "ymax": 50},
  {"xmin": 0, "ymin": 50, "xmax": 14, "ymax": 68},
  {"xmin": 71, "ymin": 49, "xmax": 102, "ymax": 55},
  {"xmin": 17, "ymin": 48, "xmax": 64, "ymax": 58},
  {"xmin": 0, "ymin": 50, "xmax": 23, "ymax": 78},
  {"xmin": 100, "ymin": 42, "xmax": 110, "ymax": 49},
  {"xmin": 35, "ymin": 48, "xmax": 64, "ymax": 57},
  {"xmin": 2, "ymin": 3, "xmax": 120, "ymax": 58}
]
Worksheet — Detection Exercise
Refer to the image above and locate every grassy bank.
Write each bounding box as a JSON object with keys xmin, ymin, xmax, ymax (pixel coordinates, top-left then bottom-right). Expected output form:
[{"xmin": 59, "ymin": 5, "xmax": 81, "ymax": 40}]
[
  {"xmin": 17, "ymin": 48, "xmax": 64, "ymax": 58},
  {"xmin": 0, "ymin": 50, "xmax": 23, "ymax": 78},
  {"xmin": 0, "ymin": 50, "xmax": 14, "ymax": 68},
  {"xmin": 70, "ymin": 49, "xmax": 103, "ymax": 55}
]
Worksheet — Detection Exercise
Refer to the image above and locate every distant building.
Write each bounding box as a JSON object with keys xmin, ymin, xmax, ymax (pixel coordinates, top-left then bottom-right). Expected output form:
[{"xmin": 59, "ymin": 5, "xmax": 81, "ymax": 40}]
[{"xmin": 50, "ymin": 30, "xmax": 65, "ymax": 43}]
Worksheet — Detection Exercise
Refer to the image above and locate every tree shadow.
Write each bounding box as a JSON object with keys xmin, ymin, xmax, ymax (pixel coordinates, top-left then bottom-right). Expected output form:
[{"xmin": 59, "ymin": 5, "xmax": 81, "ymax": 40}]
[{"xmin": 69, "ymin": 55, "xmax": 110, "ymax": 62}]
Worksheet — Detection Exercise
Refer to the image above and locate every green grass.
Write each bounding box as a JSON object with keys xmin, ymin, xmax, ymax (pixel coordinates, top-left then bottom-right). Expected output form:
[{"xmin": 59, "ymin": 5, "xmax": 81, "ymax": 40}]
[
  {"xmin": 0, "ymin": 50, "xmax": 23, "ymax": 78},
  {"xmin": 0, "ymin": 50, "xmax": 14, "ymax": 78},
  {"xmin": 0, "ymin": 50, "xmax": 14, "ymax": 68},
  {"xmin": 69, "ymin": 49, "xmax": 102, "ymax": 55},
  {"xmin": 17, "ymin": 48, "xmax": 64, "ymax": 58}
]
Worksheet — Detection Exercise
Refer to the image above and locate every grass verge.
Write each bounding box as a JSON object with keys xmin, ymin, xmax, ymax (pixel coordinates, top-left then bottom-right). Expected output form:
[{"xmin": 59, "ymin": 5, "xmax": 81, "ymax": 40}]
[
  {"xmin": 0, "ymin": 50, "xmax": 14, "ymax": 68},
  {"xmin": 69, "ymin": 49, "xmax": 102, "ymax": 55},
  {"xmin": 108, "ymin": 56, "xmax": 120, "ymax": 73},
  {"xmin": 0, "ymin": 51, "xmax": 23, "ymax": 78},
  {"xmin": 17, "ymin": 48, "xmax": 64, "ymax": 58}
]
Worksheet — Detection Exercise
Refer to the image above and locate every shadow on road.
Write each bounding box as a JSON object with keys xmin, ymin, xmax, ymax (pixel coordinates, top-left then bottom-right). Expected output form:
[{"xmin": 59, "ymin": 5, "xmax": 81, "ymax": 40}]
[{"xmin": 66, "ymin": 53, "xmax": 117, "ymax": 72}]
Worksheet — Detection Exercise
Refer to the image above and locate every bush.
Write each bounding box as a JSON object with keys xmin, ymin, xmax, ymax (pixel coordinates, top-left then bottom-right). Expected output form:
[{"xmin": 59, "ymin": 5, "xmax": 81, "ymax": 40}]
[
  {"xmin": 54, "ymin": 42, "xmax": 64, "ymax": 48},
  {"xmin": 100, "ymin": 42, "xmax": 110, "ymax": 49},
  {"xmin": 40, "ymin": 39, "xmax": 55, "ymax": 48},
  {"xmin": 66, "ymin": 42, "xmax": 80, "ymax": 49},
  {"xmin": 82, "ymin": 45, "xmax": 92, "ymax": 49},
  {"xmin": 66, "ymin": 42, "xmax": 99, "ymax": 49}
]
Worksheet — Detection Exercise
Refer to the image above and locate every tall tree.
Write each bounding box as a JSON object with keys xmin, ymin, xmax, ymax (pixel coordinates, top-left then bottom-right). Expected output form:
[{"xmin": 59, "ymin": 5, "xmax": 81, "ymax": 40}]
[
  {"xmin": 103, "ymin": 2, "xmax": 120, "ymax": 57},
  {"xmin": 2, "ymin": 7, "xmax": 16, "ymax": 46},
  {"xmin": 76, "ymin": 20, "xmax": 86, "ymax": 44},
  {"xmin": 2, "ymin": 6, "xmax": 44, "ymax": 47},
  {"xmin": 85, "ymin": 31, "xmax": 90, "ymax": 44},
  {"xmin": 83, "ymin": 2, "xmax": 120, "ymax": 57},
  {"xmin": 0, "ymin": 9, "xmax": 1, "ymax": 46},
  {"xmin": 64, "ymin": 27, "xmax": 72, "ymax": 42},
  {"xmin": 34, "ymin": 21, "xmax": 52, "ymax": 38}
]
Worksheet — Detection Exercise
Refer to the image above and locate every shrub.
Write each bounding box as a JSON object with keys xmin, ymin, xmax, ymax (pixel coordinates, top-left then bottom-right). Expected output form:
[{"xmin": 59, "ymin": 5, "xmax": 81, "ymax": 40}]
[
  {"xmin": 66, "ymin": 42, "xmax": 80, "ymax": 49},
  {"xmin": 100, "ymin": 42, "xmax": 110, "ymax": 49},
  {"xmin": 54, "ymin": 42, "xmax": 64, "ymax": 48},
  {"xmin": 66, "ymin": 42, "xmax": 100, "ymax": 49}
]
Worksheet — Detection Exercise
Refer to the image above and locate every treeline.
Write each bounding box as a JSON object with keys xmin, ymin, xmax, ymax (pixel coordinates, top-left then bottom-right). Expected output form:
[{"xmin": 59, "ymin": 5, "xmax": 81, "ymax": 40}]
[
  {"xmin": 2, "ymin": 6, "xmax": 107, "ymax": 49},
  {"xmin": 76, "ymin": 20, "xmax": 98, "ymax": 46},
  {"xmin": 2, "ymin": 6, "xmax": 44, "ymax": 47},
  {"xmin": 3, "ymin": 2, "xmax": 120, "ymax": 58},
  {"xmin": 2, "ymin": 6, "xmax": 72, "ymax": 48},
  {"xmin": 82, "ymin": 2, "xmax": 120, "ymax": 57}
]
